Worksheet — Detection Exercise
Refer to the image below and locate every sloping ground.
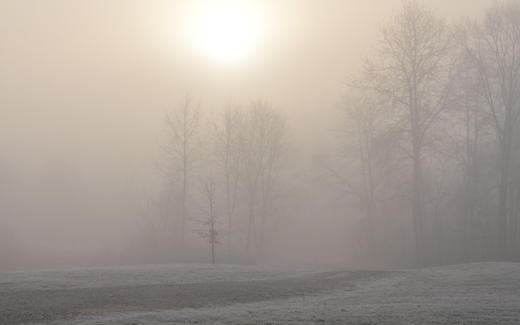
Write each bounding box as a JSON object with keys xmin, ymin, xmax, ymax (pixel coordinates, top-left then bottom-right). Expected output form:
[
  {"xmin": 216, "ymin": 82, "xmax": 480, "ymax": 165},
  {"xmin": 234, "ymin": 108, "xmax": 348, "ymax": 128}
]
[{"xmin": 1, "ymin": 263, "xmax": 519, "ymax": 324}]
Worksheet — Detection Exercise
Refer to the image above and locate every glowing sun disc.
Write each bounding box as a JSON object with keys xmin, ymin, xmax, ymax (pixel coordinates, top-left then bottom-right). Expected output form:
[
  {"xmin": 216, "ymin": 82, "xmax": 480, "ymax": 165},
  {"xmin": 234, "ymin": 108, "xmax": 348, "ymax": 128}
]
[{"xmin": 185, "ymin": 2, "xmax": 266, "ymax": 63}]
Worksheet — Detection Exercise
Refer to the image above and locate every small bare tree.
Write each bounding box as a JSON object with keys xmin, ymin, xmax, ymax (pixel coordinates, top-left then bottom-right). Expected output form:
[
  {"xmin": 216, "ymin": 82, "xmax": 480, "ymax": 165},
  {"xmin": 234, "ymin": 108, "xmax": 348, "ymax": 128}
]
[{"xmin": 198, "ymin": 177, "xmax": 220, "ymax": 264}]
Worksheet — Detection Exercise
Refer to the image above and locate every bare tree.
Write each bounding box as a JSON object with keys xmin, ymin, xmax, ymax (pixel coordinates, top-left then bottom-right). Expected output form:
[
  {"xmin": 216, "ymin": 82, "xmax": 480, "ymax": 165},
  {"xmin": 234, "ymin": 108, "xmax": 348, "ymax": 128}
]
[
  {"xmin": 461, "ymin": 2, "xmax": 520, "ymax": 258},
  {"xmin": 338, "ymin": 90, "xmax": 399, "ymax": 259},
  {"xmin": 257, "ymin": 106, "xmax": 286, "ymax": 255},
  {"xmin": 165, "ymin": 95, "xmax": 201, "ymax": 249},
  {"xmin": 241, "ymin": 101, "xmax": 287, "ymax": 257},
  {"xmin": 198, "ymin": 177, "xmax": 220, "ymax": 264},
  {"xmin": 213, "ymin": 106, "xmax": 243, "ymax": 258},
  {"xmin": 362, "ymin": 1, "xmax": 454, "ymax": 265},
  {"xmin": 447, "ymin": 43, "xmax": 491, "ymax": 260}
]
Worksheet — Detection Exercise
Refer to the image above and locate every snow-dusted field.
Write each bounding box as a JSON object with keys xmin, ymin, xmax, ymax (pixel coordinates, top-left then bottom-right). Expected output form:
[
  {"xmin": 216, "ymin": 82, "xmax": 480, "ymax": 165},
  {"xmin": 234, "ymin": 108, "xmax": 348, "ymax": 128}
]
[{"xmin": 1, "ymin": 262, "xmax": 519, "ymax": 324}]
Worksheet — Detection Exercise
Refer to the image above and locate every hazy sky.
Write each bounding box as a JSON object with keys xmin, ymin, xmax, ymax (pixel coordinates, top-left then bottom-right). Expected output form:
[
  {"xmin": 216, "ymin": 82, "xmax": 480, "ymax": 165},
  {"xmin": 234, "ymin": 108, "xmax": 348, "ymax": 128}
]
[
  {"xmin": 0, "ymin": 0, "xmax": 494, "ymax": 169},
  {"xmin": 0, "ymin": 0, "xmax": 497, "ymax": 268}
]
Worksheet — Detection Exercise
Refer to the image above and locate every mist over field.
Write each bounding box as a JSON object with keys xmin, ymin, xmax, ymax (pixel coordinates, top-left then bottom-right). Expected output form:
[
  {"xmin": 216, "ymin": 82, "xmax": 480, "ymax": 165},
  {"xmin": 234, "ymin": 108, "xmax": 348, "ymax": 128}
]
[
  {"xmin": 5, "ymin": 1, "xmax": 520, "ymax": 324},
  {"xmin": 0, "ymin": 0, "xmax": 518, "ymax": 274}
]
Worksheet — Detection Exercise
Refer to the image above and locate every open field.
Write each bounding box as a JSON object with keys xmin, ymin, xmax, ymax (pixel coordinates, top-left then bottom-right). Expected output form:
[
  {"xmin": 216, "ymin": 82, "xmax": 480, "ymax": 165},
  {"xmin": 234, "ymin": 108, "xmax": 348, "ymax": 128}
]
[{"xmin": 1, "ymin": 262, "xmax": 519, "ymax": 324}]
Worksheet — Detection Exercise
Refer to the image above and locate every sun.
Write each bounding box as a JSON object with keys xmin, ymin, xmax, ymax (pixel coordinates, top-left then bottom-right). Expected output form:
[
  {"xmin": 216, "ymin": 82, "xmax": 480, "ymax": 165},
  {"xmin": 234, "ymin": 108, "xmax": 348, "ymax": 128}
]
[{"xmin": 184, "ymin": 1, "xmax": 267, "ymax": 64}]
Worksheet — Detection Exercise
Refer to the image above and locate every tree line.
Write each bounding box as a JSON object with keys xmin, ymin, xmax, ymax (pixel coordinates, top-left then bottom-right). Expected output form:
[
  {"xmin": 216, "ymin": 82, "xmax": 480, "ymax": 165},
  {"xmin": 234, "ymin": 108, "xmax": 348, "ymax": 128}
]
[
  {"xmin": 153, "ymin": 1, "xmax": 520, "ymax": 267},
  {"xmin": 339, "ymin": 1, "xmax": 520, "ymax": 266},
  {"xmin": 156, "ymin": 98, "xmax": 287, "ymax": 263}
]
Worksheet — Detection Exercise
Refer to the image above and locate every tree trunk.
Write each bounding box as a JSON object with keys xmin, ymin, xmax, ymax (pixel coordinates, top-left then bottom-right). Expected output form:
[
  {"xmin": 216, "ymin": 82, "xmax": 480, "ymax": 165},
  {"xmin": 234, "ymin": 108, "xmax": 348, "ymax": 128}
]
[
  {"xmin": 181, "ymin": 155, "xmax": 187, "ymax": 249},
  {"xmin": 245, "ymin": 193, "xmax": 255, "ymax": 257},
  {"xmin": 210, "ymin": 215, "xmax": 216, "ymax": 265},
  {"xmin": 497, "ymin": 156, "xmax": 508, "ymax": 258},
  {"xmin": 412, "ymin": 143, "xmax": 423, "ymax": 266}
]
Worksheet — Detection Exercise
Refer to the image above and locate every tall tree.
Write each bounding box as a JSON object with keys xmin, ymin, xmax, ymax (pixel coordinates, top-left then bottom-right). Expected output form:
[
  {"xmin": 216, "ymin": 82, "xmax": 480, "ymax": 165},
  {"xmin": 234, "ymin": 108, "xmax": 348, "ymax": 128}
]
[
  {"xmin": 165, "ymin": 95, "xmax": 201, "ymax": 249},
  {"xmin": 363, "ymin": 1, "xmax": 454, "ymax": 265},
  {"xmin": 448, "ymin": 44, "xmax": 489, "ymax": 260},
  {"xmin": 338, "ymin": 90, "xmax": 398, "ymax": 259},
  {"xmin": 213, "ymin": 106, "xmax": 243, "ymax": 258},
  {"xmin": 241, "ymin": 101, "xmax": 287, "ymax": 256},
  {"xmin": 462, "ymin": 2, "xmax": 520, "ymax": 258}
]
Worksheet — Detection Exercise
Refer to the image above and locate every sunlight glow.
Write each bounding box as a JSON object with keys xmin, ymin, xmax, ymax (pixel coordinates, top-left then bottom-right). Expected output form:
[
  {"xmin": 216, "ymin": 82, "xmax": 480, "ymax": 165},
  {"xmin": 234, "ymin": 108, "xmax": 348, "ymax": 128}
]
[{"xmin": 183, "ymin": 1, "xmax": 268, "ymax": 64}]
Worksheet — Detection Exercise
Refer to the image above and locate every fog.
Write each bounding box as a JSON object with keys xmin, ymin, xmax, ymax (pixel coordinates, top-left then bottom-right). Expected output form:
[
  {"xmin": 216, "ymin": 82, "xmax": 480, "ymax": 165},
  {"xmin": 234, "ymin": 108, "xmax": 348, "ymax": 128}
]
[{"xmin": 0, "ymin": 0, "xmax": 513, "ymax": 271}]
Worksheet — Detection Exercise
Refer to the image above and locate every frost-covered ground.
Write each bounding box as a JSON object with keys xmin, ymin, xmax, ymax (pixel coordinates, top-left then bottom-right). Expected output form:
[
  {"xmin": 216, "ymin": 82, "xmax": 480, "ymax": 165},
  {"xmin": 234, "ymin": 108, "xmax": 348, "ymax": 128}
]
[
  {"xmin": 1, "ymin": 262, "xmax": 520, "ymax": 324},
  {"xmin": 0, "ymin": 263, "xmax": 313, "ymax": 291}
]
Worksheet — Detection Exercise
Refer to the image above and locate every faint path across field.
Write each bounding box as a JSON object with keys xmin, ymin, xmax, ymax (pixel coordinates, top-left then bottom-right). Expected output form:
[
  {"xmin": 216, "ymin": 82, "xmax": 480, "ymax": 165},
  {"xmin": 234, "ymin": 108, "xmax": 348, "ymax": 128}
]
[{"xmin": 0, "ymin": 268, "xmax": 380, "ymax": 324}]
